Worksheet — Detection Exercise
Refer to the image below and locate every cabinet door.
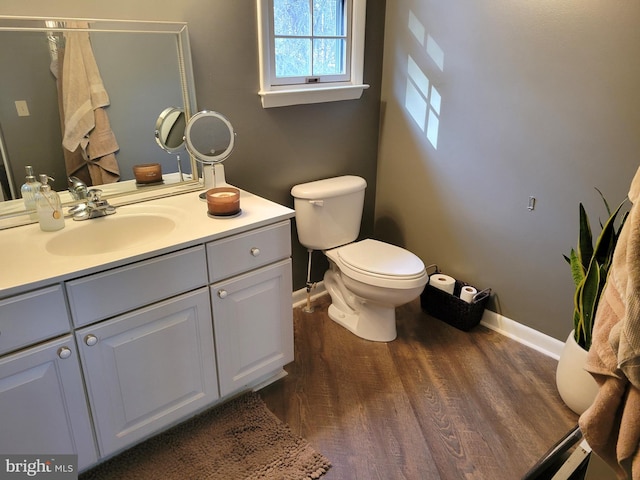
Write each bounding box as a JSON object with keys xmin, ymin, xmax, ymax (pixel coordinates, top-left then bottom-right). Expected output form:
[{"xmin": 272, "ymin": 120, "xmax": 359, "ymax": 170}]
[
  {"xmin": 0, "ymin": 335, "xmax": 98, "ymax": 471},
  {"xmin": 76, "ymin": 288, "xmax": 218, "ymax": 457},
  {"xmin": 211, "ymin": 259, "xmax": 293, "ymax": 397}
]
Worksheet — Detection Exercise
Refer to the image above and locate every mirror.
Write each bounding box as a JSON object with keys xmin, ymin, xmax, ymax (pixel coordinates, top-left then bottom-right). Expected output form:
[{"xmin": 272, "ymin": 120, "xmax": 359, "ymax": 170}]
[
  {"xmin": 184, "ymin": 110, "xmax": 236, "ymax": 199},
  {"xmin": 155, "ymin": 107, "xmax": 186, "ymax": 154},
  {"xmin": 184, "ymin": 110, "xmax": 235, "ymax": 165},
  {"xmin": 0, "ymin": 17, "xmax": 199, "ymax": 228},
  {"xmin": 155, "ymin": 107, "xmax": 186, "ymax": 181}
]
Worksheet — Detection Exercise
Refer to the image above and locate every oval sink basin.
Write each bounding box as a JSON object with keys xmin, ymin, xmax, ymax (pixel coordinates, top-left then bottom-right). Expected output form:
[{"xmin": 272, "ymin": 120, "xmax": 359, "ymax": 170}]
[{"xmin": 46, "ymin": 213, "xmax": 176, "ymax": 256}]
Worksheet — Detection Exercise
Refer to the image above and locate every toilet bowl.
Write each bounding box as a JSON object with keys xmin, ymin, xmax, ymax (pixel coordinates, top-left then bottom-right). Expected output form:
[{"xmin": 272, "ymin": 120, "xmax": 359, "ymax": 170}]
[
  {"xmin": 323, "ymin": 239, "xmax": 428, "ymax": 341},
  {"xmin": 291, "ymin": 175, "xmax": 428, "ymax": 342}
]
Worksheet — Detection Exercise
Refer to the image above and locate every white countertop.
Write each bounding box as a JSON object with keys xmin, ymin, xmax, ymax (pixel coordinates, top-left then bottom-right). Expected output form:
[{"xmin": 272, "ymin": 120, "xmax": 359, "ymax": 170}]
[{"xmin": 0, "ymin": 187, "xmax": 294, "ymax": 298}]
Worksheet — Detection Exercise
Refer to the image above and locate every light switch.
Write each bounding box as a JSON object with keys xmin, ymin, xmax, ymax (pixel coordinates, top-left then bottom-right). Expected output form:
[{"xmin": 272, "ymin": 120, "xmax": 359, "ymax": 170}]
[{"xmin": 15, "ymin": 100, "xmax": 30, "ymax": 117}]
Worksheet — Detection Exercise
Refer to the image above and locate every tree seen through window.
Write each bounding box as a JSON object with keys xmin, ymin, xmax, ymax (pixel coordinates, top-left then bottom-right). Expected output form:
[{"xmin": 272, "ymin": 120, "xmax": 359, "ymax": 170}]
[{"xmin": 273, "ymin": 0, "xmax": 348, "ymax": 79}]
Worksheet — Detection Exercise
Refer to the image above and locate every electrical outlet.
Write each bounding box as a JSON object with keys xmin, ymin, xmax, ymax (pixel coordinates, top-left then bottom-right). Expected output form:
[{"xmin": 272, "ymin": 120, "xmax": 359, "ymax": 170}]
[
  {"xmin": 528, "ymin": 196, "xmax": 536, "ymax": 211},
  {"xmin": 15, "ymin": 100, "xmax": 30, "ymax": 117}
]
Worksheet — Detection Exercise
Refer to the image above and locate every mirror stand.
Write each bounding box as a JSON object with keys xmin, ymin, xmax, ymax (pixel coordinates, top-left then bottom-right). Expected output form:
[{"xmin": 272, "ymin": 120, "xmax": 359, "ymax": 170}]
[
  {"xmin": 176, "ymin": 154, "xmax": 184, "ymax": 182},
  {"xmin": 200, "ymin": 164, "xmax": 227, "ymax": 200}
]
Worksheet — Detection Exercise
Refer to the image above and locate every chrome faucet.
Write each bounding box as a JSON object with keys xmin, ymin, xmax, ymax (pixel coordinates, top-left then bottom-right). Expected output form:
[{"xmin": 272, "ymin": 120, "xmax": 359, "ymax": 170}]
[
  {"xmin": 68, "ymin": 176, "xmax": 88, "ymax": 200},
  {"xmin": 70, "ymin": 188, "xmax": 116, "ymax": 221}
]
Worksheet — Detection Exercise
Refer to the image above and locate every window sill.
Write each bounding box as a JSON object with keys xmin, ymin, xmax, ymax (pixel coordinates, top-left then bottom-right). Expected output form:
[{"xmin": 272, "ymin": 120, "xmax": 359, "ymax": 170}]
[{"xmin": 258, "ymin": 84, "xmax": 370, "ymax": 108}]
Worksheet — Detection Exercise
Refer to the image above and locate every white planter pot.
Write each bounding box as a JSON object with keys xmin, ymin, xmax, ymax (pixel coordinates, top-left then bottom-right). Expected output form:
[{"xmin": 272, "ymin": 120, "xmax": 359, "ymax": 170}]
[{"xmin": 556, "ymin": 331, "xmax": 599, "ymax": 415}]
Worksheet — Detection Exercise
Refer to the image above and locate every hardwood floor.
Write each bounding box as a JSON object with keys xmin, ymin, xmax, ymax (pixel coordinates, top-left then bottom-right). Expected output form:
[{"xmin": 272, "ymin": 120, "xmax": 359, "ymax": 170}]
[{"xmin": 260, "ymin": 295, "xmax": 579, "ymax": 479}]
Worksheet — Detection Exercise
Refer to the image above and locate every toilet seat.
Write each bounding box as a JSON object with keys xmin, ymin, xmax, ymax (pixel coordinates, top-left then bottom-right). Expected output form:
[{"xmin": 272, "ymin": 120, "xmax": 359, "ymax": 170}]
[{"xmin": 325, "ymin": 239, "xmax": 428, "ymax": 289}]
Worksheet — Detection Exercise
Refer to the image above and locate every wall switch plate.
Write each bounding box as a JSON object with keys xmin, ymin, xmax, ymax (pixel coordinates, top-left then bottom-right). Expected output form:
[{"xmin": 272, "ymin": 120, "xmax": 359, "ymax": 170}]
[{"xmin": 15, "ymin": 100, "xmax": 30, "ymax": 117}]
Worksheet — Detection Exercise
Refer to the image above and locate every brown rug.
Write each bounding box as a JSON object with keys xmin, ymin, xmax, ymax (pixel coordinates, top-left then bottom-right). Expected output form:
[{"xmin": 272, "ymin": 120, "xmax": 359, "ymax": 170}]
[{"xmin": 80, "ymin": 392, "xmax": 331, "ymax": 480}]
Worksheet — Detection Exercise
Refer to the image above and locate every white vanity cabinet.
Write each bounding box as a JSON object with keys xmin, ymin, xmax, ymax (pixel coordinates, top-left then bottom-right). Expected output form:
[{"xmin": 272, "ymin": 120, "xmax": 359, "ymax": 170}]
[
  {"xmin": 75, "ymin": 288, "xmax": 217, "ymax": 457},
  {"xmin": 0, "ymin": 189, "xmax": 295, "ymax": 472},
  {"xmin": 207, "ymin": 221, "xmax": 294, "ymax": 396},
  {"xmin": 0, "ymin": 335, "xmax": 98, "ymax": 471},
  {"xmin": 67, "ymin": 246, "xmax": 217, "ymax": 458},
  {"xmin": 0, "ymin": 285, "xmax": 98, "ymax": 471}
]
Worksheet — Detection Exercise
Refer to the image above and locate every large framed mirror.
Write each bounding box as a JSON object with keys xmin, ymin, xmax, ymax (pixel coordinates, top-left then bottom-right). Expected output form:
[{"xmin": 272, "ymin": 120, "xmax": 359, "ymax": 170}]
[{"xmin": 0, "ymin": 16, "xmax": 200, "ymax": 228}]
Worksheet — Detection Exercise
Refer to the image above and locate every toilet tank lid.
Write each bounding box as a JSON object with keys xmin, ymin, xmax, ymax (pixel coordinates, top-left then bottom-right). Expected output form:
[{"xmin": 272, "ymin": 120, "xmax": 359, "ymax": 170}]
[{"xmin": 291, "ymin": 175, "xmax": 367, "ymax": 199}]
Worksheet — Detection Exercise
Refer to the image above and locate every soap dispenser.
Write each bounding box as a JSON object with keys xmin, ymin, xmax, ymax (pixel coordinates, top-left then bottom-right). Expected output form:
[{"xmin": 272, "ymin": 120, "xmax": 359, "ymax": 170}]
[
  {"xmin": 20, "ymin": 165, "xmax": 41, "ymax": 211},
  {"xmin": 35, "ymin": 175, "xmax": 65, "ymax": 231}
]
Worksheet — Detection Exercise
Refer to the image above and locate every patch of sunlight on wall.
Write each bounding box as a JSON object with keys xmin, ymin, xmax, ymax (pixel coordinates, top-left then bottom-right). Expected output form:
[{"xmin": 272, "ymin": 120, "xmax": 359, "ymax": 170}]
[
  {"xmin": 405, "ymin": 81, "xmax": 427, "ymax": 131},
  {"xmin": 408, "ymin": 56, "xmax": 429, "ymax": 97},
  {"xmin": 403, "ymin": 12, "xmax": 444, "ymax": 150},
  {"xmin": 408, "ymin": 11, "xmax": 425, "ymax": 46},
  {"xmin": 426, "ymin": 35, "xmax": 444, "ymax": 71}
]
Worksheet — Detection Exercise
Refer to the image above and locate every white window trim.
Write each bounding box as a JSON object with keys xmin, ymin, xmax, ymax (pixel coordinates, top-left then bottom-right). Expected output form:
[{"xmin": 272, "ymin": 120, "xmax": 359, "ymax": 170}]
[{"xmin": 256, "ymin": 0, "xmax": 370, "ymax": 108}]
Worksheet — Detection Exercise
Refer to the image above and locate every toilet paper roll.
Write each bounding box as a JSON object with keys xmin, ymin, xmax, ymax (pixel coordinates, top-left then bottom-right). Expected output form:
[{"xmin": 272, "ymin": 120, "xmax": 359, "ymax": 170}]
[
  {"xmin": 429, "ymin": 274, "xmax": 455, "ymax": 295},
  {"xmin": 460, "ymin": 285, "xmax": 478, "ymax": 303}
]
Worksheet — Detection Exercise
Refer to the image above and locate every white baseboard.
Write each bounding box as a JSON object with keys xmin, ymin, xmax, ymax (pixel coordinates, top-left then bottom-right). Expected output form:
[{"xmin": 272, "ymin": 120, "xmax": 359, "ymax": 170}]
[
  {"xmin": 480, "ymin": 310, "xmax": 565, "ymax": 360},
  {"xmin": 291, "ymin": 284, "xmax": 565, "ymax": 360}
]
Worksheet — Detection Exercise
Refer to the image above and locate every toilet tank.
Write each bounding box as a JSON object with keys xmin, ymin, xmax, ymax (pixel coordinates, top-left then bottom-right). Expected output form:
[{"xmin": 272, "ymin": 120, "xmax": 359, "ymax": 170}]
[{"xmin": 291, "ymin": 175, "xmax": 367, "ymax": 250}]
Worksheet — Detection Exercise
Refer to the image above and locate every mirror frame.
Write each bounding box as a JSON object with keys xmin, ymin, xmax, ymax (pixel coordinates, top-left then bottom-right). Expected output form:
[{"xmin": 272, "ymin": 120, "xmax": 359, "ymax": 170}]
[{"xmin": 0, "ymin": 16, "xmax": 200, "ymax": 229}]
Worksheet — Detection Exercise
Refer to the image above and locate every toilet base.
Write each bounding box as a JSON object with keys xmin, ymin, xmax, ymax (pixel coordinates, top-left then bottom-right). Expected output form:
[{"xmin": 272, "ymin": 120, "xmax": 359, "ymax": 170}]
[{"xmin": 327, "ymin": 302, "xmax": 397, "ymax": 342}]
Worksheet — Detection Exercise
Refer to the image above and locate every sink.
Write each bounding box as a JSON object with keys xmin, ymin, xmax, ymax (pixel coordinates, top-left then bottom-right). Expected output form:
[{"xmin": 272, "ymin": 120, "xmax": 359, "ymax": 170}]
[{"xmin": 46, "ymin": 211, "xmax": 177, "ymax": 256}]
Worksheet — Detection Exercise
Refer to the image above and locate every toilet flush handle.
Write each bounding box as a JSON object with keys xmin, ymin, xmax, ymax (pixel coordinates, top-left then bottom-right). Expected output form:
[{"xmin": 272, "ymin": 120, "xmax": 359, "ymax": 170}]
[{"xmin": 309, "ymin": 200, "xmax": 324, "ymax": 207}]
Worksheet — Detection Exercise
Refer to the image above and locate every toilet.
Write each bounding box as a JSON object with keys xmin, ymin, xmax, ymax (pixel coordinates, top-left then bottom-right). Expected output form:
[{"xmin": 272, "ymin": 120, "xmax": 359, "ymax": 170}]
[{"xmin": 291, "ymin": 175, "xmax": 428, "ymax": 342}]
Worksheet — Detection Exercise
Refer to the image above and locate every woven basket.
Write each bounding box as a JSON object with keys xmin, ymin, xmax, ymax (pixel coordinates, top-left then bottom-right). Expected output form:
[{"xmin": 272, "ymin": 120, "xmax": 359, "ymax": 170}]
[{"xmin": 420, "ymin": 265, "xmax": 491, "ymax": 331}]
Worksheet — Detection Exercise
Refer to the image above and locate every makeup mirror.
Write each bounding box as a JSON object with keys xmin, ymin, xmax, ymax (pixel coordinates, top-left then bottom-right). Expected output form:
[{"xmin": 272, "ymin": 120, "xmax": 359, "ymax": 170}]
[
  {"xmin": 155, "ymin": 107, "xmax": 186, "ymax": 154},
  {"xmin": 184, "ymin": 110, "xmax": 236, "ymax": 199},
  {"xmin": 155, "ymin": 107, "xmax": 186, "ymax": 181}
]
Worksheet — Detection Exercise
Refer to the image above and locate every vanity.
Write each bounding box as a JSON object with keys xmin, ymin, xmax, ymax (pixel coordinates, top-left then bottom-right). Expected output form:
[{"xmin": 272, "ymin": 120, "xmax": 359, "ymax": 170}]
[{"xmin": 0, "ymin": 188, "xmax": 295, "ymax": 471}]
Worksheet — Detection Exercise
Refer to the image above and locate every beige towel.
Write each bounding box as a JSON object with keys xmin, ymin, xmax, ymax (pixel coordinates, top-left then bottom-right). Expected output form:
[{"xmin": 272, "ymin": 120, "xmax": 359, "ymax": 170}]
[
  {"xmin": 580, "ymin": 166, "xmax": 640, "ymax": 479},
  {"xmin": 53, "ymin": 44, "xmax": 92, "ymax": 186},
  {"xmin": 56, "ymin": 23, "xmax": 120, "ymax": 184},
  {"xmin": 61, "ymin": 22, "xmax": 109, "ymax": 153},
  {"xmin": 85, "ymin": 108, "xmax": 119, "ymax": 185}
]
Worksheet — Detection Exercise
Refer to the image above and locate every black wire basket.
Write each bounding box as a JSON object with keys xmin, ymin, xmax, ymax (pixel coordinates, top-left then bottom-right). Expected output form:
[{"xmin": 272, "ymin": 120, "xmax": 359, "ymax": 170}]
[{"xmin": 420, "ymin": 265, "xmax": 491, "ymax": 331}]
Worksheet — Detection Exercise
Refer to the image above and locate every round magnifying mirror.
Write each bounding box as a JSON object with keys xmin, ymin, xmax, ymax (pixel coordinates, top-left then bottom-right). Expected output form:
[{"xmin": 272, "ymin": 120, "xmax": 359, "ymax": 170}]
[
  {"xmin": 154, "ymin": 107, "xmax": 186, "ymax": 153},
  {"xmin": 184, "ymin": 110, "xmax": 235, "ymax": 165}
]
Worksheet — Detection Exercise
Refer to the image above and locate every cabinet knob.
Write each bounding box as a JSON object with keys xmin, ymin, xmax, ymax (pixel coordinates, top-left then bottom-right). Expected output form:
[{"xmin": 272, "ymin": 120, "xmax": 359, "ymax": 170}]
[
  {"xmin": 57, "ymin": 347, "xmax": 72, "ymax": 359},
  {"xmin": 84, "ymin": 334, "xmax": 98, "ymax": 346},
  {"xmin": 250, "ymin": 247, "xmax": 260, "ymax": 257},
  {"xmin": 218, "ymin": 289, "xmax": 228, "ymax": 299}
]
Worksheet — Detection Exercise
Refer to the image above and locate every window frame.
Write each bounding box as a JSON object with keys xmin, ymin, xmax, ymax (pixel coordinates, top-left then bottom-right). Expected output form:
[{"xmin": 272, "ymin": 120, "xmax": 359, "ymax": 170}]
[{"xmin": 257, "ymin": 0, "xmax": 369, "ymax": 108}]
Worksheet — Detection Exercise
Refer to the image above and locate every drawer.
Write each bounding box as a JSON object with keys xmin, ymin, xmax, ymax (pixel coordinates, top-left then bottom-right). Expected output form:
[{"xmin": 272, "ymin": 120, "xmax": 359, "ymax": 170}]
[
  {"xmin": 206, "ymin": 221, "xmax": 291, "ymax": 282},
  {"xmin": 66, "ymin": 245, "xmax": 207, "ymax": 327},
  {"xmin": 0, "ymin": 285, "xmax": 70, "ymax": 356}
]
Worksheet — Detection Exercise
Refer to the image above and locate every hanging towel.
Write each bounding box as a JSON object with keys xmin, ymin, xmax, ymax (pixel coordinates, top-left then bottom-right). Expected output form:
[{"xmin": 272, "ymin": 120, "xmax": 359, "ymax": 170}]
[
  {"xmin": 58, "ymin": 21, "xmax": 119, "ymax": 183},
  {"xmin": 61, "ymin": 22, "xmax": 109, "ymax": 152},
  {"xmin": 85, "ymin": 107, "xmax": 119, "ymax": 185},
  {"xmin": 52, "ymin": 43, "xmax": 91, "ymax": 186},
  {"xmin": 579, "ymin": 166, "xmax": 640, "ymax": 480}
]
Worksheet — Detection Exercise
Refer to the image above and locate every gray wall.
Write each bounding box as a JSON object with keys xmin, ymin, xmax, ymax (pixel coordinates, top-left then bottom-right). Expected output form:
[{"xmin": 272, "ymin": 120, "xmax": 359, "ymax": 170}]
[
  {"xmin": 2, "ymin": 0, "xmax": 385, "ymax": 290},
  {"xmin": 376, "ymin": 0, "xmax": 640, "ymax": 341}
]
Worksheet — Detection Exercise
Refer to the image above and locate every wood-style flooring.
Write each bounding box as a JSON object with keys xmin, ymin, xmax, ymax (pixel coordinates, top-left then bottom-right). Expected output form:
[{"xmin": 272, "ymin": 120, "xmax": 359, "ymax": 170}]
[{"xmin": 260, "ymin": 295, "xmax": 579, "ymax": 480}]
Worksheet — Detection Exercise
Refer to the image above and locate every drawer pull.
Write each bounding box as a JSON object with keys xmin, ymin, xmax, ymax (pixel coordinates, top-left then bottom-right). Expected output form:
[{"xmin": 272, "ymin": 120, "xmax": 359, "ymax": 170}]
[
  {"xmin": 250, "ymin": 247, "xmax": 260, "ymax": 257},
  {"xmin": 85, "ymin": 334, "xmax": 98, "ymax": 346},
  {"xmin": 218, "ymin": 289, "xmax": 228, "ymax": 299},
  {"xmin": 57, "ymin": 347, "xmax": 72, "ymax": 359}
]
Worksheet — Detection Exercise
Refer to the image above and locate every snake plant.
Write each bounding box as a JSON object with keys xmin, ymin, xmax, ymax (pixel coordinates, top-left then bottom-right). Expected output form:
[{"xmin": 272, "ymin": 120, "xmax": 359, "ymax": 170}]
[{"xmin": 563, "ymin": 189, "xmax": 628, "ymax": 350}]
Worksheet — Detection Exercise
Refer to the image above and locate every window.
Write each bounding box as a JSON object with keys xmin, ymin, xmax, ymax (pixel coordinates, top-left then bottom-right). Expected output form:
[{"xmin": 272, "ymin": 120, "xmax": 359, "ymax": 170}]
[{"xmin": 257, "ymin": 0, "xmax": 369, "ymax": 108}]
